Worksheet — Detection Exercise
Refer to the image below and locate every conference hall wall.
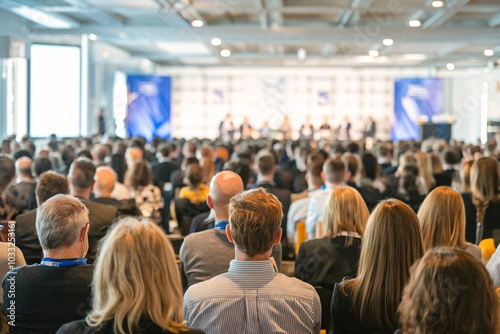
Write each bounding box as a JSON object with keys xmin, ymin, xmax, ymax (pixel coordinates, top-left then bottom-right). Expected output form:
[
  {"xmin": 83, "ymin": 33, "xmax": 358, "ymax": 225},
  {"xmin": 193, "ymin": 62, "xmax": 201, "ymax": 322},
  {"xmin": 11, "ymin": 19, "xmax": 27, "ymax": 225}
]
[{"xmin": 153, "ymin": 66, "xmax": 494, "ymax": 144}]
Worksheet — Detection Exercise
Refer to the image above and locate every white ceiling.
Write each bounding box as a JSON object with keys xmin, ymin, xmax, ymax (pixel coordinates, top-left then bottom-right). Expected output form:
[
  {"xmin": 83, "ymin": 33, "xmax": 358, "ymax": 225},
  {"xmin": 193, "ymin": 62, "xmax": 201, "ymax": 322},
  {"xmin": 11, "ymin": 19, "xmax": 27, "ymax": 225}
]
[{"xmin": 1, "ymin": 0, "xmax": 500, "ymax": 68}]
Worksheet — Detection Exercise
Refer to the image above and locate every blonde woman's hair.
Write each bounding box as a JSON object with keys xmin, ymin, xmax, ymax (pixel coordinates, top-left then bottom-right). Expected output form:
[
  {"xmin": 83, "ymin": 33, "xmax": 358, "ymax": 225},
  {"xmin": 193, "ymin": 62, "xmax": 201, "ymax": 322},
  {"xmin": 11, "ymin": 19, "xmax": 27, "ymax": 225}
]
[
  {"xmin": 470, "ymin": 157, "xmax": 500, "ymax": 224},
  {"xmin": 418, "ymin": 186, "xmax": 468, "ymax": 251},
  {"xmin": 343, "ymin": 199, "xmax": 423, "ymax": 331},
  {"xmin": 460, "ymin": 160, "xmax": 474, "ymax": 193},
  {"xmin": 322, "ymin": 186, "xmax": 369, "ymax": 246},
  {"xmin": 399, "ymin": 247, "xmax": 498, "ymax": 334},
  {"xmin": 87, "ymin": 217, "xmax": 186, "ymax": 334}
]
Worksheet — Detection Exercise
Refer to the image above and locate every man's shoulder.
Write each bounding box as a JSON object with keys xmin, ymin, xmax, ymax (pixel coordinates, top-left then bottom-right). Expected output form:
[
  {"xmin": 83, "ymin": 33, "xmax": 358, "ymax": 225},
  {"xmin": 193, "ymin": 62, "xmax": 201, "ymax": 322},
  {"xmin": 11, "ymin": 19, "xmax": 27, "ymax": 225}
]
[
  {"xmin": 184, "ymin": 228, "xmax": 218, "ymax": 242},
  {"xmin": 16, "ymin": 208, "xmax": 37, "ymax": 222},
  {"xmin": 84, "ymin": 200, "xmax": 118, "ymax": 216}
]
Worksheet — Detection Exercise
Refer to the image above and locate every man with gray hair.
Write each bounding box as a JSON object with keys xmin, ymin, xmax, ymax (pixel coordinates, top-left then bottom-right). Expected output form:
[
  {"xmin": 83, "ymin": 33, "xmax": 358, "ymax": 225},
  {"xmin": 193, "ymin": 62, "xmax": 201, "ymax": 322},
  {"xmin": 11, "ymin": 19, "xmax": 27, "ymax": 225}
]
[
  {"xmin": 2, "ymin": 194, "xmax": 93, "ymax": 333},
  {"xmin": 180, "ymin": 171, "xmax": 282, "ymax": 290}
]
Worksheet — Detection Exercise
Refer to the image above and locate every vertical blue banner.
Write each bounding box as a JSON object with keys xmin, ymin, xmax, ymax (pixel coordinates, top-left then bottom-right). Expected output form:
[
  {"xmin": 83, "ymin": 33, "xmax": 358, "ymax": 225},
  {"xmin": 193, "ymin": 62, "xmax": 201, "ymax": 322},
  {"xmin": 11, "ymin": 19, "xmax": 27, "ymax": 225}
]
[
  {"xmin": 392, "ymin": 78, "xmax": 443, "ymax": 141},
  {"xmin": 127, "ymin": 75, "xmax": 171, "ymax": 142}
]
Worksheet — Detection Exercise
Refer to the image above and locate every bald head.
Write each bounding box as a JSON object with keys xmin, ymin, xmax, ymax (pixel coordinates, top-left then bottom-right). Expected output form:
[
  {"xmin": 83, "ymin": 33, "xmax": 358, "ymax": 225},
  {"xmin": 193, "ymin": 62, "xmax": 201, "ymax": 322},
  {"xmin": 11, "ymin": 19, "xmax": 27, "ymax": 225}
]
[
  {"xmin": 94, "ymin": 166, "xmax": 116, "ymax": 198},
  {"xmin": 208, "ymin": 171, "xmax": 244, "ymax": 220},
  {"xmin": 16, "ymin": 157, "xmax": 34, "ymax": 179}
]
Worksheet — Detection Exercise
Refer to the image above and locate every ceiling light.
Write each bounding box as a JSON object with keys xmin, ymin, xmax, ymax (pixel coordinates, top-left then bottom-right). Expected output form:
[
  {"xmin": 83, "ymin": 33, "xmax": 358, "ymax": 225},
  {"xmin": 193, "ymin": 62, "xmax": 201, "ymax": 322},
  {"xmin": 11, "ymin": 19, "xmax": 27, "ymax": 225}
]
[
  {"xmin": 383, "ymin": 39, "xmax": 394, "ymax": 46},
  {"xmin": 88, "ymin": 33, "xmax": 98, "ymax": 41},
  {"xmin": 446, "ymin": 63, "xmax": 455, "ymax": 70},
  {"xmin": 102, "ymin": 51, "xmax": 109, "ymax": 58},
  {"xmin": 191, "ymin": 20, "xmax": 204, "ymax": 28},
  {"xmin": 211, "ymin": 38, "xmax": 222, "ymax": 46},
  {"xmin": 484, "ymin": 49, "xmax": 494, "ymax": 56},
  {"xmin": 11, "ymin": 6, "xmax": 75, "ymax": 28},
  {"xmin": 432, "ymin": 1, "xmax": 444, "ymax": 8},
  {"xmin": 297, "ymin": 48, "xmax": 307, "ymax": 61},
  {"xmin": 409, "ymin": 20, "xmax": 421, "ymax": 27},
  {"xmin": 368, "ymin": 50, "xmax": 379, "ymax": 57},
  {"xmin": 220, "ymin": 49, "xmax": 231, "ymax": 57}
]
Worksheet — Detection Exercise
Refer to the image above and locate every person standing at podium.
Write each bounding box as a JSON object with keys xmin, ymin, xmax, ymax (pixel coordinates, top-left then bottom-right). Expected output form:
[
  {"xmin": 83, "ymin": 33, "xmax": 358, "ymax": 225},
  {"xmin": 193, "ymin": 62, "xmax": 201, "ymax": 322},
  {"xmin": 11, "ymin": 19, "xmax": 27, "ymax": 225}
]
[
  {"xmin": 336, "ymin": 116, "xmax": 351, "ymax": 141},
  {"xmin": 363, "ymin": 115, "xmax": 376, "ymax": 140}
]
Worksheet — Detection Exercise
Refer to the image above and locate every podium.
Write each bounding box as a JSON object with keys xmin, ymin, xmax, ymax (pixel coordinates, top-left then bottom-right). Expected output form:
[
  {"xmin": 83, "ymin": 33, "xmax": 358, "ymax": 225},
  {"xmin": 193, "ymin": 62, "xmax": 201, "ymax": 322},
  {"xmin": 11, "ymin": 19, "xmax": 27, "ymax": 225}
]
[{"xmin": 420, "ymin": 122, "xmax": 452, "ymax": 142}]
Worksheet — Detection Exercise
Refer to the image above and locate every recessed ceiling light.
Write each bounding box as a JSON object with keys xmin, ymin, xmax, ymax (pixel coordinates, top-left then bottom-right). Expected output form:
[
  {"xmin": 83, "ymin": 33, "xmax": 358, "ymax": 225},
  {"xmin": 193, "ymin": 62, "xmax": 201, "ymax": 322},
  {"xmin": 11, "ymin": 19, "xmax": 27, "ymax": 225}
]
[
  {"xmin": 220, "ymin": 49, "xmax": 231, "ymax": 57},
  {"xmin": 484, "ymin": 49, "xmax": 494, "ymax": 56},
  {"xmin": 409, "ymin": 20, "xmax": 421, "ymax": 27},
  {"xmin": 191, "ymin": 20, "xmax": 204, "ymax": 28},
  {"xmin": 211, "ymin": 38, "xmax": 222, "ymax": 46},
  {"xmin": 88, "ymin": 33, "xmax": 98, "ymax": 41},
  {"xmin": 432, "ymin": 1, "xmax": 444, "ymax": 8},
  {"xmin": 383, "ymin": 39, "xmax": 394, "ymax": 46},
  {"xmin": 446, "ymin": 63, "xmax": 455, "ymax": 70},
  {"xmin": 368, "ymin": 50, "xmax": 379, "ymax": 57},
  {"xmin": 297, "ymin": 48, "xmax": 307, "ymax": 61},
  {"xmin": 102, "ymin": 51, "xmax": 109, "ymax": 58}
]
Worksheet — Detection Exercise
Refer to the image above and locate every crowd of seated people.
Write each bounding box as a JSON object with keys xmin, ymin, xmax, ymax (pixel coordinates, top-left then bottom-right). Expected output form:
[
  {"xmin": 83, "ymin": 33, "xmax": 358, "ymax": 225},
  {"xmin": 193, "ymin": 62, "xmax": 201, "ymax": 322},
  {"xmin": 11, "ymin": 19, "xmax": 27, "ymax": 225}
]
[{"xmin": 1, "ymin": 132, "xmax": 500, "ymax": 333}]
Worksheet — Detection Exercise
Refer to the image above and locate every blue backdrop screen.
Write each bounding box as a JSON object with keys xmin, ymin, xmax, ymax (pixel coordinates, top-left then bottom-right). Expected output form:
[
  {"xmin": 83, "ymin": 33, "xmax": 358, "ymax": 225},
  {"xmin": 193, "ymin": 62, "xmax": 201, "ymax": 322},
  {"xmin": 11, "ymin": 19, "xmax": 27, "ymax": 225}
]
[
  {"xmin": 392, "ymin": 78, "xmax": 443, "ymax": 141},
  {"xmin": 127, "ymin": 75, "xmax": 171, "ymax": 142}
]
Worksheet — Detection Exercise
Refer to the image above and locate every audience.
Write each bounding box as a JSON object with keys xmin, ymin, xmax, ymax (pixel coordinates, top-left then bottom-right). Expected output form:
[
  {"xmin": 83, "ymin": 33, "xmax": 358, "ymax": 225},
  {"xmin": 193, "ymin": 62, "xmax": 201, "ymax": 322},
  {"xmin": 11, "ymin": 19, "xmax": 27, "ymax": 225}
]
[
  {"xmin": 184, "ymin": 188, "xmax": 321, "ymax": 333},
  {"xmin": 331, "ymin": 198, "xmax": 423, "ymax": 334},
  {"xmin": 57, "ymin": 217, "xmax": 205, "ymax": 334},
  {"xmin": 4, "ymin": 131, "xmax": 500, "ymax": 334},
  {"xmin": 418, "ymin": 186, "xmax": 481, "ymax": 261},
  {"xmin": 398, "ymin": 247, "xmax": 498, "ymax": 334},
  {"xmin": 2, "ymin": 194, "xmax": 93, "ymax": 333}
]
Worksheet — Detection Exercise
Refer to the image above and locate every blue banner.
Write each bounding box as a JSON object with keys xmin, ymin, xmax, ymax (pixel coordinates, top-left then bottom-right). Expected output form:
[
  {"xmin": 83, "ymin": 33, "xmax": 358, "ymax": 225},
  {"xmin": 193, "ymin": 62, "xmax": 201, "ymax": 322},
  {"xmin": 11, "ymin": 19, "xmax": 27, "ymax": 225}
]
[
  {"xmin": 392, "ymin": 78, "xmax": 443, "ymax": 141},
  {"xmin": 127, "ymin": 75, "xmax": 171, "ymax": 142}
]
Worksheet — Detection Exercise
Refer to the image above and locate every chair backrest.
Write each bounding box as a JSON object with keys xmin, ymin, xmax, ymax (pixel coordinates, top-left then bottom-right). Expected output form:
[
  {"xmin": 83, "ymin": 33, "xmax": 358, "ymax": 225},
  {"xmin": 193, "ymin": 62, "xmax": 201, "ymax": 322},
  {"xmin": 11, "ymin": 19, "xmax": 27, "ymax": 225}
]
[{"xmin": 295, "ymin": 221, "xmax": 306, "ymax": 254}]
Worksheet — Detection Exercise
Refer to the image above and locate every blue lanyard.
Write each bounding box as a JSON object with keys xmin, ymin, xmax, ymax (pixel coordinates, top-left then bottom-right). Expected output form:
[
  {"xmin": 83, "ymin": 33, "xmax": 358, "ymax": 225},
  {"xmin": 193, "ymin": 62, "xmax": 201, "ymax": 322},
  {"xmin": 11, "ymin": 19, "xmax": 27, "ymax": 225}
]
[
  {"xmin": 40, "ymin": 258, "xmax": 87, "ymax": 267},
  {"xmin": 215, "ymin": 221, "xmax": 229, "ymax": 230}
]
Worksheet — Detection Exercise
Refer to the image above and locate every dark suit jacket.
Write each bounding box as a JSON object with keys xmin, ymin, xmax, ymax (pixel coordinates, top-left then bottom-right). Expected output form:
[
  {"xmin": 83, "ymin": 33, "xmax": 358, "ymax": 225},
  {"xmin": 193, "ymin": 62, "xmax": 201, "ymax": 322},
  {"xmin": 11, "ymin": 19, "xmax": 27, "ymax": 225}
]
[
  {"xmin": 295, "ymin": 236, "xmax": 361, "ymax": 290},
  {"xmin": 152, "ymin": 161, "xmax": 179, "ymax": 189},
  {"xmin": 91, "ymin": 197, "xmax": 141, "ymax": 218},
  {"xmin": 15, "ymin": 209, "xmax": 42, "ymax": 265},
  {"xmin": 82, "ymin": 200, "xmax": 117, "ymax": 264}
]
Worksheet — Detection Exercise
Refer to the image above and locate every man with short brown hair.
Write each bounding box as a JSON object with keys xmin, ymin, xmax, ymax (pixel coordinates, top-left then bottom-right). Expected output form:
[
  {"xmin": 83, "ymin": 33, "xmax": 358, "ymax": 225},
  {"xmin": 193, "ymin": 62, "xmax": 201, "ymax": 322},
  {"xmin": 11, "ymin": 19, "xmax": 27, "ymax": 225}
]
[{"xmin": 184, "ymin": 187, "xmax": 321, "ymax": 333}]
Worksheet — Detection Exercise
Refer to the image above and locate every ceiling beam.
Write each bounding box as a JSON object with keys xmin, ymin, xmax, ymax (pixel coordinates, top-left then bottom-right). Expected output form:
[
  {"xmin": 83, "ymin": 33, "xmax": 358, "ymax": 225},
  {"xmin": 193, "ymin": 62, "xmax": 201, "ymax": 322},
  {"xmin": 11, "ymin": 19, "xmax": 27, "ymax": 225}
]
[
  {"xmin": 422, "ymin": 0, "xmax": 470, "ymax": 29},
  {"xmin": 62, "ymin": 0, "xmax": 123, "ymax": 27}
]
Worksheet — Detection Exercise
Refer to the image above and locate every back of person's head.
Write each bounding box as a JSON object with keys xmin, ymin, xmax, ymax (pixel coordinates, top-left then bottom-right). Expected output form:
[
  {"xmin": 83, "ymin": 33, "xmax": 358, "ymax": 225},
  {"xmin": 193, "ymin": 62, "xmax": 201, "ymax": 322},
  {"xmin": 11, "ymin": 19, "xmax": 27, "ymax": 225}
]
[
  {"xmin": 88, "ymin": 218, "xmax": 185, "ymax": 334},
  {"xmin": 429, "ymin": 154, "xmax": 443, "ymax": 174},
  {"xmin": 185, "ymin": 164, "xmax": 203, "ymax": 188},
  {"xmin": 361, "ymin": 152, "xmax": 379, "ymax": 181},
  {"xmin": 257, "ymin": 154, "xmax": 275, "ymax": 176},
  {"xmin": 36, "ymin": 171, "xmax": 69, "ymax": 204},
  {"xmin": 209, "ymin": 170, "xmax": 244, "ymax": 209},
  {"xmin": 444, "ymin": 149, "xmax": 460, "ymax": 165},
  {"xmin": 125, "ymin": 160, "xmax": 153, "ymax": 189},
  {"xmin": 417, "ymin": 186, "xmax": 467, "ymax": 251},
  {"xmin": 68, "ymin": 157, "xmax": 96, "ymax": 190},
  {"xmin": 92, "ymin": 144, "xmax": 109, "ymax": 163},
  {"xmin": 36, "ymin": 194, "xmax": 89, "ymax": 252},
  {"xmin": 306, "ymin": 158, "xmax": 324, "ymax": 188},
  {"xmin": 399, "ymin": 164, "xmax": 420, "ymax": 199},
  {"xmin": 157, "ymin": 143, "xmax": 170, "ymax": 158},
  {"xmin": 125, "ymin": 146, "xmax": 143, "ymax": 166},
  {"xmin": 378, "ymin": 143, "xmax": 392, "ymax": 159},
  {"xmin": 13, "ymin": 149, "xmax": 32, "ymax": 161},
  {"xmin": 342, "ymin": 153, "xmax": 360, "ymax": 179},
  {"xmin": 471, "ymin": 156, "xmax": 500, "ymax": 223},
  {"xmin": 349, "ymin": 198, "xmax": 423, "ymax": 331},
  {"xmin": 460, "ymin": 160, "xmax": 474, "ymax": 193},
  {"xmin": 182, "ymin": 157, "xmax": 199, "ymax": 170},
  {"xmin": 323, "ymin": 157, "xmax": 346, "ymax": 184},
  {"xmin": 94, "ymin": 166, "xmax": 117, "ymax": 198},
  {"xmin": 0, "ymin": 156, "xmax": 15, "ymax": 192},
  {"xmin": 223, "ymin": 161, "xmax": 251, "ymax": 189},
  {"xmin": 323, "ymin": 186, "xmax": 369, "ymax": 245},
  {"xmin": 399, "ymin": 247, "xmax": 498, "ymax": 334},
  {"xmin": 111, "ymin": 153, "xmax": 126, "ymax": 184},
  {"xmin": 34, "ymin": 157, "xmax": 53, "ymax": 177},
  {"xmin": 228, "ymin": 188, "xmax": 283, "ymax": 257},
  {"xmin": 15, "ymin": 156, "xmax": 33, "ymax": 178}
]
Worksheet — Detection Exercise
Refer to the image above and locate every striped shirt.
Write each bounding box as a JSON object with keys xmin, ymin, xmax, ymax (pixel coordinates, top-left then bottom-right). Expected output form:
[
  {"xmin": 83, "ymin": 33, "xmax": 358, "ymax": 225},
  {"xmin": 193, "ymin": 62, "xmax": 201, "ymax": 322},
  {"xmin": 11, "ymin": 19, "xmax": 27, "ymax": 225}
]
[{"xmin": 184, "ymin": 260, "xmax": 321, "ymax": 334}]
